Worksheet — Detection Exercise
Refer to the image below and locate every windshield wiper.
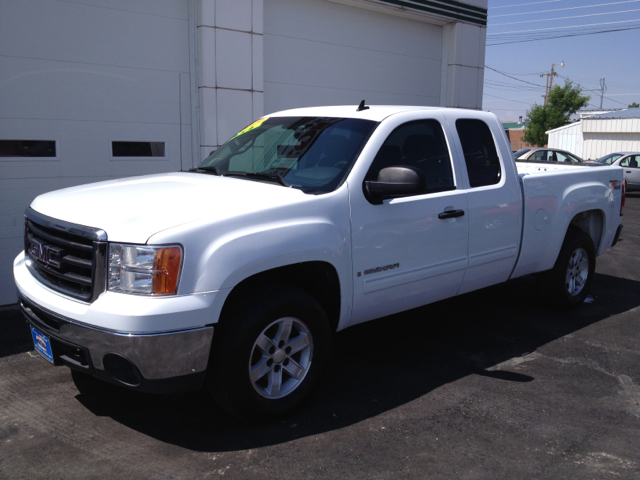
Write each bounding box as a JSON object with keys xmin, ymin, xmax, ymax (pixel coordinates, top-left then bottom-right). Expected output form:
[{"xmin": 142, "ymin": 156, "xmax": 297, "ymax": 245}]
[
  {"xmin": 188, "ymin": 166, "xmax": 222, "ymax": 176},
  {"xmin": 226, "ymin": 171, "xmax": 291, "ymax": 187}
]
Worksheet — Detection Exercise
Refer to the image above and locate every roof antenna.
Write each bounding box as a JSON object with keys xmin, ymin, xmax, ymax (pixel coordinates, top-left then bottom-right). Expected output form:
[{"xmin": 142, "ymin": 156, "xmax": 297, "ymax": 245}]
[{"xmin": 356, "ymin": 100, "xmax": 369, "ymax": 112}]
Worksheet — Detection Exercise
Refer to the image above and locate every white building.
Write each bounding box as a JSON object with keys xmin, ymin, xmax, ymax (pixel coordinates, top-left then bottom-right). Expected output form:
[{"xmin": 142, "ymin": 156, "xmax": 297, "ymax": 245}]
[
  {"xmin": 0, "ymin": 0, "xmax": 488, "ymax": 305},
  {"xmin": 547, "ymin": 109, "xmax": 640, "ymax": 161}
]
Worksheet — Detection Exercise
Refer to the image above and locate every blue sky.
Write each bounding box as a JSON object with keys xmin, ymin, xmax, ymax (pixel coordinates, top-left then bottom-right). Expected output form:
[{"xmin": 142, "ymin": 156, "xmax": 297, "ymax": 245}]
[{"xmin": 483, "ymin": 0, "xmax": 640, "ymax": 121}]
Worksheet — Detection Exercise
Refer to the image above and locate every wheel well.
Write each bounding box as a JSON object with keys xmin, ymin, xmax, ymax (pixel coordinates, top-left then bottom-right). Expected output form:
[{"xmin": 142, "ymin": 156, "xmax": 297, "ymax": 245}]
[
  {"xmin": 569, "ymin": 210, "xmax": 604, "ymax": 251},
  {"xmin": 221, "ymin": 262, "xmax": 341, "ymax": 333}
]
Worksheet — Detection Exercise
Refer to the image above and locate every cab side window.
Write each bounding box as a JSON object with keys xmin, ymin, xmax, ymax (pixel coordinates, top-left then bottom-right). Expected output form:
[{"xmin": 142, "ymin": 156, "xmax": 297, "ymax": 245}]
[
  {"xmin": 556, "ymin": 152, "xmax": 581, "ymax": 163},
  {"xmin": 366, "ymin": 120, "xmax": 455, "ymax": 194},
  {"xmin": 533, "ymin": 150, "xmax": 550, "ymax": 162},
  {"xmin": 621, "ymin": 155, "xmax": 639, "ymax": 168},
  {"xmin": 455, "ymin": 119, "xmax": 501, "ymax": 187}
]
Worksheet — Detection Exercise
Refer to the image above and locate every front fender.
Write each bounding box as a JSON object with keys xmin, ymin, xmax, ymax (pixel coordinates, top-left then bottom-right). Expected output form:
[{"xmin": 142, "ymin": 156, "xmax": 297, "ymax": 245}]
[{"xmin": 196, "ymin": 220, "xmax": 349, "ymax": 292}]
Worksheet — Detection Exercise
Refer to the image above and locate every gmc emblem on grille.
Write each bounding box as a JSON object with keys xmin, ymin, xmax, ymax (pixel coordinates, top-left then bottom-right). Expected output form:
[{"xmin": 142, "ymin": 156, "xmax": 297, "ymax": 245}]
[{"xmin": 29, "ymin": 239, "xmax": 62, "ymax": 268}]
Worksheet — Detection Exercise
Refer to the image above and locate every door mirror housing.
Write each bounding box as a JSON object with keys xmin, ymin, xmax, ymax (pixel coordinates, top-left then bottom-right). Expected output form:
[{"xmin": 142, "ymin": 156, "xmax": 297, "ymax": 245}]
[{"xmin": 365, "ymin": 166, "xmax": 427, "ymax": 204}]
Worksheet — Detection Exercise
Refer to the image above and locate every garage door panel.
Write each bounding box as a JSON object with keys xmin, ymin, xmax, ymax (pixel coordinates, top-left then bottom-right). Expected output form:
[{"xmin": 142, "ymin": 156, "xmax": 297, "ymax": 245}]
[
  {"xmin": 107, "ymin": 160, "xmax": 177, "ymax": 179},
  {"xmin": 1, "ymin": 0, "xmax": 191, "ymax": 305},
  {"xmin": 0, "ymin": 162, "xmax": 62, "ymax": 181},
  {"xmin": 264, "ymin": 0, "xmax": 444, "ymax": 112},
  {"xmin": 61, "ymin": 0, "xmax": 188, "ymax": 19},
  {"xmin": 1, "ymin": 119, "xmax": 180, "ymax": 177},
  {"xmin": 0, "ymin": 179, "xmax": 66, "ymax": 201},
  {"xmin": 265, "ymin": 0, "xmax": 442, "ymax": 59},
  {"xmin": 0, "ymin": 0, "xmax": 189, "ymax": 73},
  {"xmin": 265, "ymin": 35, "xmax": 440, "ymax": 95},
  {"xmin": 264, "ymin": 82, "xmax": 437, "ymax": 114},
  {"xmin": 0, "ymin": 57, "xmax": 182, "ymax": 124}
]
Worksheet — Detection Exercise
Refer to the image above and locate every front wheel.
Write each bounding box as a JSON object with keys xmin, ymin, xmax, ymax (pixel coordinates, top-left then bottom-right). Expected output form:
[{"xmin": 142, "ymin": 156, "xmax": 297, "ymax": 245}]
[
  {"xmin": 207, "ymin": 286, "xmax": 332, "ymax": 422},
  {"xmin": 539, "ymin": 228, "xmax": 596, "ymax": 309}
]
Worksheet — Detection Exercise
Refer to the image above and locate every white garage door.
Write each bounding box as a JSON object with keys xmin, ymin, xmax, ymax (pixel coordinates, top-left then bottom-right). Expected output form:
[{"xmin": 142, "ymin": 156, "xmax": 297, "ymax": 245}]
[
  {"xmin": 263, "ymin": 0, "xmax": 443, "ymax": 114},
  {"xmin": 0, "ymin": 0, "xmax": 193, "ymax": 305}
]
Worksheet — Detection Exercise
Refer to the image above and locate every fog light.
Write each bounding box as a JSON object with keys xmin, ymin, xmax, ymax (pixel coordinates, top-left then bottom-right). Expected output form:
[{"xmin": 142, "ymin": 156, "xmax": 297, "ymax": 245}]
[{"xmin": 103, "ymin": 353, "xmax": 141, "ymax": 386}]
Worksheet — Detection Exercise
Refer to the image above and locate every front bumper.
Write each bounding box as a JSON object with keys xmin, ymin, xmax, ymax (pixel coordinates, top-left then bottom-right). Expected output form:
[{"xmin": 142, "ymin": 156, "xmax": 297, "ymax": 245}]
[{"xmin": 20, "ymin": 294, "xmax": 213, "ymax": 393}]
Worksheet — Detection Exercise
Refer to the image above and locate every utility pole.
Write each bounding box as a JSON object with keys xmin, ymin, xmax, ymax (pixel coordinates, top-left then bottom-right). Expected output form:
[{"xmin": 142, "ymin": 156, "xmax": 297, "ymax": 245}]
[
  {"xmin": 540, "ymin": 61, "xmax": 565, "ymax": 105},
  {"xmin": 599, "ymin": 77, "xmax": 607, "ymax": 109}
]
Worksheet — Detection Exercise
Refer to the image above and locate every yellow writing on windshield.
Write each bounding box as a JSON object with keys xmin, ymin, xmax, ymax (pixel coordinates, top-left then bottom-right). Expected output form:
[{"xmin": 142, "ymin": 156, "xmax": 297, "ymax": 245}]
[{"xmin": 230, "ymin": 117, "xmax": 268, "ymax": 141}]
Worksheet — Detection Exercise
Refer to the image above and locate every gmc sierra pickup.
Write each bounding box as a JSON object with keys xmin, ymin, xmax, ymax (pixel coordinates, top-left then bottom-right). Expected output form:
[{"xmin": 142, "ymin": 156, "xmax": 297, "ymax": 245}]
[{"xmin": 14, "ymin": 104, "xmax": 625, "ymax": 420}]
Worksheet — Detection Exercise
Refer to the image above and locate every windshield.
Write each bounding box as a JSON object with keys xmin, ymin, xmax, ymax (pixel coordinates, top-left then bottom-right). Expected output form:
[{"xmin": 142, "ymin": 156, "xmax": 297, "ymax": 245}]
[
  {"xmin": 596, "ymin": 153, "xmax": 624, "ymax": 164},
  {"xmin": 195, "ymin": 116, "xmax": 378, "ymax": 193}
]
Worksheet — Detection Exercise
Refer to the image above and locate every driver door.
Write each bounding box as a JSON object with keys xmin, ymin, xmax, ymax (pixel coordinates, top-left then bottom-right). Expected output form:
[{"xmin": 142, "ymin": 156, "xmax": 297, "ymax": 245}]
[{"xmin": 349, "ymin": 117, "xmax": 469, "ymax": 325}]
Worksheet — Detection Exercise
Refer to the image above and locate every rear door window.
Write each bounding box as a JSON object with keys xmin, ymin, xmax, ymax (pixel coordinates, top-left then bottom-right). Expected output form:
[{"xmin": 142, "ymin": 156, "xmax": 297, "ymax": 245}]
[
  {"xmin": 455, "ymin": 119, "xmax": 501, "ymax": 187},
  {"xmin": 556, "ymin": 152, "xmax": 582, "ymax": 163}
]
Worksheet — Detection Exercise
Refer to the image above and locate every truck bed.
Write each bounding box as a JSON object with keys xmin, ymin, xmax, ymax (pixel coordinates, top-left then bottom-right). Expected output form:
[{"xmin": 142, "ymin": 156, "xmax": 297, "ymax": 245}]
[{"xmin": 511, "ymin": 161, "xmax": 623, "ymax": 279}]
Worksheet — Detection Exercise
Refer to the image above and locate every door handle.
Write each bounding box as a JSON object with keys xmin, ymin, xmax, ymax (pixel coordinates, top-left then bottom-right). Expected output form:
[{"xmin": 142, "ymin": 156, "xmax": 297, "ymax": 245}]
[
  {"xmin": 438, "ymin": 209, "xmax": 465, "ymax": 219},
  {"xmin": 626, "ymin": 170, "xmax": 632, "ymax": 173}
]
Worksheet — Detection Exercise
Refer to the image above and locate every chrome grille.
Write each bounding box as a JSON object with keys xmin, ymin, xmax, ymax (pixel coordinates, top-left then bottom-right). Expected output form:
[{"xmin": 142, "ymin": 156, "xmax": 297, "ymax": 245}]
[{"xmin": 24, "ymin": 208, "xmax": 107, "ymax": 303}]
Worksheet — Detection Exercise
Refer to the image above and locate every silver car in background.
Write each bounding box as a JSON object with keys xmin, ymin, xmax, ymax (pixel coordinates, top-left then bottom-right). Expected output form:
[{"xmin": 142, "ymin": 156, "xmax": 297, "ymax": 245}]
[{"xmin": 596, "ymin": 152, "xmax": 640, "ymax": 191}]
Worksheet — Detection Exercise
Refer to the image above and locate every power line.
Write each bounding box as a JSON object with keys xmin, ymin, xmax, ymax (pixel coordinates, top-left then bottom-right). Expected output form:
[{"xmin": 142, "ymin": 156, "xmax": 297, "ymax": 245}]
[
  {"xmin": 491, "ymin": 0, "xmax": 561, "ymax": 9},
  {"xmin": 491, "ymin": 0, "xmax": 639, "ymax": 18},
  {"xmin": 487, "ymin": 18, "xmax": 640, "ymax": 35},
  {"xmin": 486, "ymin": 25, "xmax": 640, "ymax": 45},
  {"xmin": 483, "ymin": 93, "xmax": 534, "ymax": 105},
  {"xmin": 604, "ymin": 96, "xmax": 630, "ymax": 105},
  {"xmin": 485, "ymin": 65, "xmax": 547, "ymax": 87},
  {"xmin": 484, "ymin": 68, "xmax": 545, "ymax": 76},
  {"xmin": 489, "ymin": 9, "xmax": 640, "ymax": 27},
  {"xmin": 485, "ymin": 79, "xmax": 544, "ymax": 91}
]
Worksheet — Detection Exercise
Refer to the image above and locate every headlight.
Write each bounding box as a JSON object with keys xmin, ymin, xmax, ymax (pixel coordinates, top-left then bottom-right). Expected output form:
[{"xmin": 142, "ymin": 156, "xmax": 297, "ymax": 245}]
[{"xmin": 108, "ymin": 243, "xmax": 182, "ymax": 295}]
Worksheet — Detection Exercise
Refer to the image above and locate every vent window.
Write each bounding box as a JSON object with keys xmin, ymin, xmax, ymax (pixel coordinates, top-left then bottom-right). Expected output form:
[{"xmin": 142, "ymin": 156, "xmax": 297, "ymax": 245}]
[
  {"xmin": 112, "ymin": 141, "xmax": 165, "ymax": 157},
  {"xmin": 0, "ymin": 140, "xmax": 56, "ymax": 157}
]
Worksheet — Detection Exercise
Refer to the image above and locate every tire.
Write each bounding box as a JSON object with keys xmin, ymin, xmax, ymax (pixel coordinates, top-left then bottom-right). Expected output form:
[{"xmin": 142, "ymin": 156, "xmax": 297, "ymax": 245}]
[
  {"xmin": 207, "ymin": 286, "xmax": 332, "ymax": 422},
  {"xmin": 540, "ymin": 228, "xmax": 596, "ymax": 309}
]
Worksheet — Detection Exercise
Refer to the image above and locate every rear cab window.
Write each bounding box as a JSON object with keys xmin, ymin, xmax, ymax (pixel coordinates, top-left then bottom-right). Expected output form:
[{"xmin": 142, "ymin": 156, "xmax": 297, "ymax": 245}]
[{"xmin": 455, "ymin": 119, "xmax": 501, "ymax": 188}]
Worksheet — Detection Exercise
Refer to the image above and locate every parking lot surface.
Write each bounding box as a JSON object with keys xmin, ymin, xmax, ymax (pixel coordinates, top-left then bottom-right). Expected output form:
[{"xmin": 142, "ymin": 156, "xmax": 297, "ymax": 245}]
[{"xmin": 1, "ymin": 196, "xmax": 639, "ymax": 479}]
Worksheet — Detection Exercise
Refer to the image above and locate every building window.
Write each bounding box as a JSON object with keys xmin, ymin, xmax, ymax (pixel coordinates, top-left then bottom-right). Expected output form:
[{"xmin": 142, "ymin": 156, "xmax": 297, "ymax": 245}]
[
  {"xmin": 0, "ymin": 140, "xmax": 56, "ymax": 157},
  {"xmin": 112, "ymin": 141, "xmax": 165, "ymax": 157}
]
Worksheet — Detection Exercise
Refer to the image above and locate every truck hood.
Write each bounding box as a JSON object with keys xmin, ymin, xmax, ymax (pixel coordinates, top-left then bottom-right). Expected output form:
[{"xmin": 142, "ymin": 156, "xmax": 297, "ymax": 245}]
[{"xmin": 30, "ymin": 172, "xmax": 308, "ymax": 243}]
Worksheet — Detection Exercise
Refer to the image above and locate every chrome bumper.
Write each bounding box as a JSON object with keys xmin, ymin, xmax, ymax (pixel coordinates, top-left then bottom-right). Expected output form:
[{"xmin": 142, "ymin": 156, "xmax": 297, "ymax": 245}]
[{"xmin": 20, "ymin": 295, "xmax": 214, "ymax": 393}]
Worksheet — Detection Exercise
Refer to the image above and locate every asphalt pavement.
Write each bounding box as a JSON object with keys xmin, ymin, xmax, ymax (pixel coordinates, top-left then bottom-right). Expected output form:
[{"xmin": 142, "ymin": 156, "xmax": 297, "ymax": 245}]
[{"xmin": 1, "ymin": 195, "xmax": 639, "ymax": 479}]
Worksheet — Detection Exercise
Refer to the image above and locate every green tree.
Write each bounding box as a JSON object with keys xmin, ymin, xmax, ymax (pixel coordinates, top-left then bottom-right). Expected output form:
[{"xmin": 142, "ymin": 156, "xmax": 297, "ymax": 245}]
[
  {"xmin": 523, "ymin": 80, "xmax": 590, "ymax": 147},
  {"xmin": 629, "ymin": 102, "xmax": 640, "ymax": 108}
]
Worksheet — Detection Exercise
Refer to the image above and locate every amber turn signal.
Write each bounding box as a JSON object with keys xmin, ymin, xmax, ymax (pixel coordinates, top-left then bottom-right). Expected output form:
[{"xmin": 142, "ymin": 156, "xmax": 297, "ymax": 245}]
[{"xmin": 152, "ymin": 246, "xmax": 182, "ymax": 295}]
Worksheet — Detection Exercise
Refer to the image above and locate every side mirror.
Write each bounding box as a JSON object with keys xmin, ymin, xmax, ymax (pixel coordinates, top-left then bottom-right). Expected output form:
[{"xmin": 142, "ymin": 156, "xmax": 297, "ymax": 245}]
[{"xmin": 365, "ymin": 166, "xmax": 427, "ymax": 204}]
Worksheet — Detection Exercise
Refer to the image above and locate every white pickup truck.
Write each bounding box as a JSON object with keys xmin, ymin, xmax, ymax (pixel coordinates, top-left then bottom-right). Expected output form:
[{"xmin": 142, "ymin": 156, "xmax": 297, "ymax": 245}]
[{"xmin": 14, "ymin": 105, "xmax": 625, "ymax": 421}]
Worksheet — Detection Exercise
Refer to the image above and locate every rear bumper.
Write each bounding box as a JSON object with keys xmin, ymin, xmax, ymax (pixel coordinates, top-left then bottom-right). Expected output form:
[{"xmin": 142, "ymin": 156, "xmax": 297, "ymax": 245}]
[{"xmin": 20, "ymin": 295, "xmax": 213, "ymax": 393}]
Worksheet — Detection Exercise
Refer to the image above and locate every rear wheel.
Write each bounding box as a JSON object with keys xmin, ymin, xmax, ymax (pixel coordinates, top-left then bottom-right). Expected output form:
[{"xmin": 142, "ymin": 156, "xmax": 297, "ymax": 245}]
[
  {"xmin": 540, "ymin": 228, "xmax": 596, "ymax": 309},
  {"xmin": 207, "ymin": 286, "xmax": 332, "ymax": 422}
]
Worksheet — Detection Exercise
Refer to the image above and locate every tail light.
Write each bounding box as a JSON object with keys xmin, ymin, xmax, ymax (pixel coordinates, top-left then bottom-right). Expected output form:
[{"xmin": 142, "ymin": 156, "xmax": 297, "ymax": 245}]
[{"xmin": 621, "ymin": 179, "xmax": 626, "ymax": 216}]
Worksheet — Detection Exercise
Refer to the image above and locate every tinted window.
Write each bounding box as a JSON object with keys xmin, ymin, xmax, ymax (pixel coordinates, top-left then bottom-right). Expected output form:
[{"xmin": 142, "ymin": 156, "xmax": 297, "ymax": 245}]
[
  {"xmin": 112, "ymin": 142, "xmax": 165, "ymax": 157},
  {"xmin": 0, "ymin": 140, "xmax": 56, "ymax": 157},
  {"xmin": 455, "ymin": 120, "xmax": 501, "ymax": 187},
  {"xmin": 366, "ymin": 120, "xmax": 454, "ymax": 194},
  {"xmin": 514, "ymin": 148, "xmax": 531, "ymax": 158}
]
